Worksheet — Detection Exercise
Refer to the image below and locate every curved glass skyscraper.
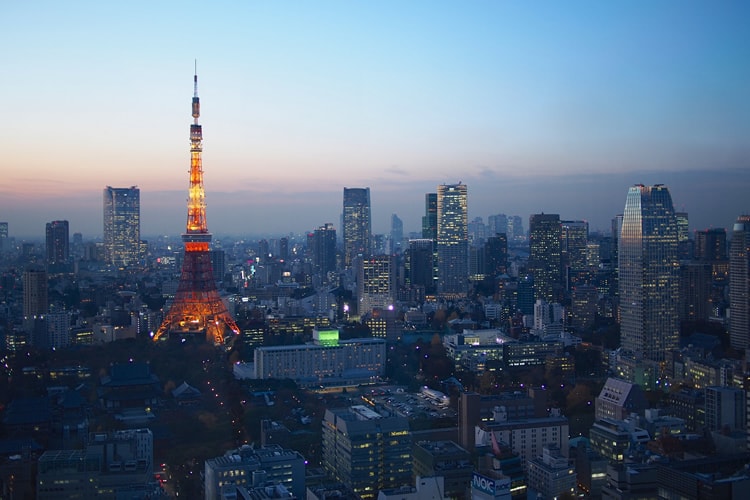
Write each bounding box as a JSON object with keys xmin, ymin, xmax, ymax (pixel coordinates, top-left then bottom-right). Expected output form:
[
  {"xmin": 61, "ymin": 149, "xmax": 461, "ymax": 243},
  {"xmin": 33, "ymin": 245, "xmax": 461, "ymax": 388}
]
[{"xmin": 619, "ymin": 184, "xmax": 679, "ymax": 364}]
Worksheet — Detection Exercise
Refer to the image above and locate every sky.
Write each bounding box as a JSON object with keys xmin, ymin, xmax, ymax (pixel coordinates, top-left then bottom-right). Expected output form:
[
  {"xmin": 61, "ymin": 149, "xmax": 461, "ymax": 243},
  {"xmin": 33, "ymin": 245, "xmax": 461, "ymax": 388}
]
[{"xmin": 2, "ymin": 1, "xmax": 749, "ymax": 240}]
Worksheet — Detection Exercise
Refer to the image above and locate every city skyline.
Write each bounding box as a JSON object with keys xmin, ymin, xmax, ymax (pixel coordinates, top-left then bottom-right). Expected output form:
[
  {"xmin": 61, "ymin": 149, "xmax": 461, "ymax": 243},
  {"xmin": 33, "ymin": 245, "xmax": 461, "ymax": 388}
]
[{"xmin": 2, "ymin": 1, "xmax": 749, "ymax": 239}]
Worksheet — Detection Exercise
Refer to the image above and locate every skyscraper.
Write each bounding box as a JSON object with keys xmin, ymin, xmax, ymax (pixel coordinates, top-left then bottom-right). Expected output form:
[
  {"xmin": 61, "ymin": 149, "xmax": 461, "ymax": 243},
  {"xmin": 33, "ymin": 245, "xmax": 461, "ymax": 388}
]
[
  {"xmin": 0, "ymin": 221, "xmax": 9, "ymax": 254},
  {"xmin": 485, "ymin": 233, "xmax": 508, "ymax": 278},
  {"xmin": 342, "ymin": 187, "xmax": 371, "ymax": 268},
  {"xmin": 358, "ymin": 254, "xmax": 395, "ymax": 314},
  {"xmin": 422, "ymin": 193, "xmax": 437, "ymax": 240},
  {"xmin": 695, "ymin": 228, "xmax": 727, "ymax": 262},
  {"xmin": 619, "ymin": 184, "xmax": 679, "ymax": 367},
  {"xmin": 488, "ymin": 213, "xmax": 508, "ymax": 237},
  {"xmin": 390, "ymin": 213, "xmax": 403, "ymax": 254},
  {"xmin": 103, "ymin": 186, "xmax": 141, "ymax": 268},
  {"xmin": 311, "ymin": 223, "xmax": 337, "ymax": 282},
  {"xmin": 45, "ymin": 220, "xmax": 69, "ymax": 273},
  {"xmin": 437, "ymin": 183, "xmax": 468, "ymax": 297},
  {"xmin": 23, "ymin": 268, "xmax": 48, "ymax": 318},
  {"xmin": 729, "ymin": 215, "xmax": 750, "ymax": 350},
  {"xmin": 154, "ymin": 72, "xmax": 239, "ymax": 344},
  {"xmin": 406, "ymin": 238, "xmax": 436, "ymax": 297},
  {"xmin": 529, "ymin": 214, "xmax": 562, "ymax": 302},
  {"xmin": 562, "ymin": 221, "xmax": 588, "ymax": 272}
]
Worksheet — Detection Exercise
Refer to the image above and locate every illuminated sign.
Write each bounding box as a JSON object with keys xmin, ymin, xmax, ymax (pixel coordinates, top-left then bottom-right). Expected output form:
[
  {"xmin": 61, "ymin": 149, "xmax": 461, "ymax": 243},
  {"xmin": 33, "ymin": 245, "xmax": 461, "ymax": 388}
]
[
  {"xmin": 472, "ymin": 473, "xmax": 495, "ymax": 495},
  {"xmin": 472, "ymin": 473, "xmax": 510, "ymax": 497},
  {"xmin": 315, "ymin": 329, "xmax": 340, "ymax": 346}
]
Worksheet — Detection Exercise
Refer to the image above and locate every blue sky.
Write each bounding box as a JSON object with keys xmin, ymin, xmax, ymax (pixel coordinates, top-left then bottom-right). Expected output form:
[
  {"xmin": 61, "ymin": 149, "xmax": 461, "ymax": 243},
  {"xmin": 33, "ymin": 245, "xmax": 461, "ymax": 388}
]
[{"xmin": 2, "ymin": 1, "xmax": 749, "ymax": 238}]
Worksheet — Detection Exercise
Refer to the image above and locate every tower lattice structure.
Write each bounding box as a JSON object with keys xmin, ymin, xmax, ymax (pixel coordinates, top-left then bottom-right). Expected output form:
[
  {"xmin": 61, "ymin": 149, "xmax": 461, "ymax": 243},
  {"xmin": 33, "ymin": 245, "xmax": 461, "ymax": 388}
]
[{"xmin": 154, "ymin": 72, "xmax": 239, "ymax": 345}]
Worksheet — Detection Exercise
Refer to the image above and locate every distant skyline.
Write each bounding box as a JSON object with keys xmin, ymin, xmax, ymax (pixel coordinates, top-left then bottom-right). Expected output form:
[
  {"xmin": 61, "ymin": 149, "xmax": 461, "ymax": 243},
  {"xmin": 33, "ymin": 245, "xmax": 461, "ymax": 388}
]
[{"xmin": 2, "ymin": 1, "xmax": 748, "ymax": 239}]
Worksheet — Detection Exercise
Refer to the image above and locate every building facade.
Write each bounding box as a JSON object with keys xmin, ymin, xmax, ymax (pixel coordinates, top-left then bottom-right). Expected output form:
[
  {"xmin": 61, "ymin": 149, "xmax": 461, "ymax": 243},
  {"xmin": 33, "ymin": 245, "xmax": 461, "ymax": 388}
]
[
  {"xmin": 618, "ymin": 185, "xmax": 679, "ymax": 381},
  {"xmin": 311, "ymin": 222, "xmax": 337, "ymax": 281},
  {"xmin": 529, "ymin": 214, "xmax": 562, "ymax": 302},
  {"xmin": 204, "ymin": 444, "xmax": 305, "ymax": 499},
  {"xmin": 252, "ymin": 337, "xmax": 386, "ymax": 388},
  {"xmin": 45, "ymin": 220, "xmax": 69, "ymax": 273},
  {"xmin": 103, "ymin": 186, "xmax": 141, "ymax": 268},
  {"xmin": 343, "ymin": 187, "xmax": 372, "ymax": 268},
  {"xmin": 437, "ymin": 183, "xmax": 468, "ymax": 297},
  {"xmin": 358, "ymin": 255, "xmax": 395, "ymax": 314},
  {"xmin": 729, "ymin": 215, "xmax": 750, "ymax": 349},
  {"xmin": 322, "ymin": 405, "xmax": 411, "ymax": 499}
]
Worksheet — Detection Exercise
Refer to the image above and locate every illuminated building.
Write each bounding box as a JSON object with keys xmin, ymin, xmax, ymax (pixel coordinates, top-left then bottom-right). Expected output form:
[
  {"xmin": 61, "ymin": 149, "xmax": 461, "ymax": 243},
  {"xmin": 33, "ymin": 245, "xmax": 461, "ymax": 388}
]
[
  {"xmin": 252, "ymin": 337, "xmax": 384, "ymax": 388},
  {"xmin": 342, "ymin": 187, "xmax": 371, "ymax": 268},
  {"xmin": 588, "ymin": 419, "xmax": 636, "ymax": 463},
  {"xmin": 618, "ymin": 184, "xmax": 679, "ymax": 383},
  {"xmin": 357, "ymin": 254, "xmax": 394, "ymax": 314},
  {"xmin": 153, "ymin": 72, "xmax": 239, "ymax": 344},
  {"xmin": 729, "ymin": 215, "xmax": 750, "ymax": 350},
  {"xmin": 366, "ymin": 306, "xmax": 399, "ymax": 341},
  {"xmin": 561, "ymin": 220, "xmax": 588, "ymax": 289},
  {"xmin": 103, "ymin": 186, "xmax": 141, "ymax": 267},
  {"xmin": 204, "ymin": 444, "xmax": 305, "ymax": 500},
  {"xmin": 437, "ymin": 182, "xmax": 468, "ymax": 297},
  {"xmin": 45, "ymin": 220, "xmax": 69, "ymax": 273},
  {"xmin": 569, "ymin": 284, "xmax": 598, "ymax": 331},
  {"xmin": 528, "ymin": 213, "xmax": 562, "ymax": 302},
  {"xmin": 322, "ymin": 405, "xmax": 411, "ymax": 499},
  {"xmin": 526, "ymin": 445, "xmax": 576, "ymax": 500},
  {"xmin": 676, "ymin": 211, "xmax": 691, "ymax": 258}
]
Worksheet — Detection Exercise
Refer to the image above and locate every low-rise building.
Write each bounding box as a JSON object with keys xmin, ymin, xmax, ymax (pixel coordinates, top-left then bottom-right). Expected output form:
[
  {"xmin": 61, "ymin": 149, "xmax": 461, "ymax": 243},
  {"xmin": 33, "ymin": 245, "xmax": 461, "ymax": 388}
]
[
  {"xmin": 252, "ymin": 336, "xmax": 385, "ymax": 388},
  {"xmin": 412, "ymin": 440, "xmax": 472, "ymax": 498},
  {"xmin": 474, "ymin": 408, "xmax": 569, "ymax": 466},
  {"xmin": 204, "ymin": 444, "xmax": 305, "ymax": 500},
  {"xmin": 526, "ymin": 444, "xmax": 576, "ymax": 500}
]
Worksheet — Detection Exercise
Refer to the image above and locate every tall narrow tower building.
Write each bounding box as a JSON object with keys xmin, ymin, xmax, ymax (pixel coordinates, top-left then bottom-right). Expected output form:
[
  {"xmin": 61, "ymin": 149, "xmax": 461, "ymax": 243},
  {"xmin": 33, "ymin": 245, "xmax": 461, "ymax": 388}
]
[
  {"xmin": 618, "ymin": 185, "xmax": 679, "ymax": 368},
  {"xmin": 103, "ymin": 186, "xmax": 141, "ymax": 267},
  {"xmin": 437, "ymin": 183, "xmax": 468, "ymax": 297},
  {"xmin": 342, "ymin": 188, "xmax": 372, "ymax": 268},
  {"xmin": 529, "ymin": 214, "xmax": 562, "ymax": 302},
  {"xmin": 729, "ymin": 215, "xmax": 750, "ymax": 350},
  {"xmin": 45, "ymin": 220, "xmax": 70, "ymax": 273},
  {"xmin": 154, "ymin": 71, "xmax": 239, "ymax": 344}
]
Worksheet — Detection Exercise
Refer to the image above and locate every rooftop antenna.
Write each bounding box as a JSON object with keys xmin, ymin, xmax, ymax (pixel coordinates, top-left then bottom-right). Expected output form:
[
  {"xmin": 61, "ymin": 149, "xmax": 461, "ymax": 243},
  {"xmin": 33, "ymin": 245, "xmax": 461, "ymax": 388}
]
[{"xmin": 193, "ymin": 59, "xmax": 198, "ymax": 97}]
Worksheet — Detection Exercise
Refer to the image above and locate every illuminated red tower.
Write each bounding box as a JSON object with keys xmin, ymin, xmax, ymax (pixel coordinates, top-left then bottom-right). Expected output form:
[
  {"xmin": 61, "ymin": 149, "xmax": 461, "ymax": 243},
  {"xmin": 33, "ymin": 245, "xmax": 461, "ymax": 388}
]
[{"xmin": 154, "ymin": 71, "xmax": 239, "ymax": 345}]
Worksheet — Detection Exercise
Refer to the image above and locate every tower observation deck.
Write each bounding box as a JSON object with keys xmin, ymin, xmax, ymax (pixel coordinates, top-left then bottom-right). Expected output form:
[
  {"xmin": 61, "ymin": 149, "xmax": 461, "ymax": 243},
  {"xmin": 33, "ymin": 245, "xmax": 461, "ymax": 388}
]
[{"xmin": 153, "ymin": 71, "xmax": 240, "ymax": 345}]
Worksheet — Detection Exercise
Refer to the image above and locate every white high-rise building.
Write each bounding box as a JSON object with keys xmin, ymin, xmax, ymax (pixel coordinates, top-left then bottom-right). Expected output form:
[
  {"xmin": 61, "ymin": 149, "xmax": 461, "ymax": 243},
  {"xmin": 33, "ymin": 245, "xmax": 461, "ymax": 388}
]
[{"xmin": 437, "ymin": 183, "xmax": 468, "ymax": 297}]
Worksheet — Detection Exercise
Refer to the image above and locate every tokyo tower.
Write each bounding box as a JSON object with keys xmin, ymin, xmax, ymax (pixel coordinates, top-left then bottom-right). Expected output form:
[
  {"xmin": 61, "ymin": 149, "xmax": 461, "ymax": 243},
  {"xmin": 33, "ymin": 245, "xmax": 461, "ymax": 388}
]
[{"xmin": 153, "ymin": 71, "xmax": 239, "ymax": 345}]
